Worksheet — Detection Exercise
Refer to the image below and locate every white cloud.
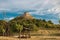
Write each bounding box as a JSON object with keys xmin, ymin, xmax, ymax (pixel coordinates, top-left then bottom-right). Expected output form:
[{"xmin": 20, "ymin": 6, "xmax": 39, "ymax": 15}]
[
  {"xmin": 4, "ymin": 17, "xmax": 14, "ymax": 21},
  {"xmin": 0, "ymin": 0, "xmax": 60, "ymax": 17},
  {"xmin": 8, "ymin": 17, "xmax": 14, "ymax": 20},
  {"xmin": 0, "ymin": 8, "xmax": 11, "ymax": 11},
  {"xmin": 0, "ymin": 0, "xmax": 41, "ymax": 10},
  {"xmin": 0, "ymin": 0, "xmax": 53, "ymax": 10},
  {"xmin": 48, "ymin": 6, "xmax": 60, "ymax": 13},
  {"xmin": 47, "ymin": 6, "xmax": 60, "ymax": 19},
  {"xmin": 58, "ymin": 13, "xmax": 60, "ymax": 18},
  {"xmin": 0, "ymin": 0, "xmax": 60, "ymax": 12}
]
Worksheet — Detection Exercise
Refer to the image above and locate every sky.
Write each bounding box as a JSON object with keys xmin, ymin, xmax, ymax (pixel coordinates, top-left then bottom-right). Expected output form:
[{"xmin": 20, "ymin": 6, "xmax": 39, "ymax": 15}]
[{"xmin": 0, "ymin": 0, "xmax": 60, "ymax": 24}]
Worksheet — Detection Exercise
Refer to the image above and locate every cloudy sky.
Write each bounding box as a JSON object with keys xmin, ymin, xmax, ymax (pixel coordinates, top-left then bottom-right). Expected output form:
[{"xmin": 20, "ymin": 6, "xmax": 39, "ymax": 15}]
[{"xmin": 0, "ymin": 0, "xmax": 60, "ymax": 24}]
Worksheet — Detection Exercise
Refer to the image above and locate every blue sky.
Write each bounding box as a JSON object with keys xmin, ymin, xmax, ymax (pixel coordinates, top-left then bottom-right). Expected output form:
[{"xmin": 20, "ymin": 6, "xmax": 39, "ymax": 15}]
[{"xmin": 0, "ymin": 0, "xmax": 60, "ymax": 24}]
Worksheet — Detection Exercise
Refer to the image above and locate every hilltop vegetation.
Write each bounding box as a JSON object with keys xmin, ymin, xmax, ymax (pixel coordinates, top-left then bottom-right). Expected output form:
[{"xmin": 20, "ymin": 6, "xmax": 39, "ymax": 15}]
[{"xmin": 0, "ymin": 12, "xmax": 60, "ymax": 36}]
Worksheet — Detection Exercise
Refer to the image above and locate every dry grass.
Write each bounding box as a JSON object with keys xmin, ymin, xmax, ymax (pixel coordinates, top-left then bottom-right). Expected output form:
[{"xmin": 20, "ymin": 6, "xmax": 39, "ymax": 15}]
[{"xmin": 0, "ymin": 30, "xmax": 60, "ymax": 40}]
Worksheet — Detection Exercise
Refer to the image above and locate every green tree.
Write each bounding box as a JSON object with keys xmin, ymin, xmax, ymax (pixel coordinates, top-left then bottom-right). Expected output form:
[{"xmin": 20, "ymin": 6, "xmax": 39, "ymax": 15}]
[
  {"xmin": 42, "ymin": 19, "xmax": 46, "ymax": 22},
  {"xmin": 15, "ymin": 23, "xmax": 23, "ymax": 38},
  {"xmin": 48, "ymin": 20, "xmax": 53, "ymax": 24},
  {"xmin": 0, "ymin": 20, "xmax": 7, "ymax": 36},
  {"xmin": 0, "ymin": 25, "xmax": 5, "ymax": 36}
]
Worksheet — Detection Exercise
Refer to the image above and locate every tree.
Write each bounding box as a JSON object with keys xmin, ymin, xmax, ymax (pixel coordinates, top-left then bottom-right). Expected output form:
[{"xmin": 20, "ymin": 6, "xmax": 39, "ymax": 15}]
[
  {"xmin": 48, "ymin": 20, "xmax": 53, "ymax": 24},
  {"xmin": 0, "ymin": 20, "xmax": 7, "ymax": 36},
  {"xmin": 0, "ymin": 25, "xmax": 5, "ymax": 36},
  {"xmin": 10, "ymin": 21, "xmax": 23, "ymax": 39},
  {"xmin": 42, "ymin": 19, "xmax": 46, "ymax": 22},
  {"xmin": 15, "ymin": 23, "xmax": 23, "ymax": 38},
  {"xmin": 27, "ymin": 24, "xmax": 38, "ymax": 37}
]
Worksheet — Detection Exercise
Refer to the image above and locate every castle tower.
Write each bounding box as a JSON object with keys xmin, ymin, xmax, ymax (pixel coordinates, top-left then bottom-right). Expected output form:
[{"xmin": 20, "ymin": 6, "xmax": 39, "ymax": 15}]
[{"xmin": 22, "ymin": 12, "xmax": 34, "ymax": 19}]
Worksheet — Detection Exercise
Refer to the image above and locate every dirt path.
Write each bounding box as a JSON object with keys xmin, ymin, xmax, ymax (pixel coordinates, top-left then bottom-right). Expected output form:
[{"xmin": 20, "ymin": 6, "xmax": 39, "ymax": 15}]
[{"xmin": 0, "ymin": 36, "xmax": 60, "ymax": 40}]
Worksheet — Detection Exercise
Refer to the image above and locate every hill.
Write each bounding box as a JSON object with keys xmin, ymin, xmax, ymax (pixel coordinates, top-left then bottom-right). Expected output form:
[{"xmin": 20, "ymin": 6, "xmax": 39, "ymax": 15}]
[
  {"xmin": 10, "ymin": 12, "xmax": 57, "ymax": 30},
  {"xmin": 0, "ymin": 12, "xmax": 60, "ymax": 36}
]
